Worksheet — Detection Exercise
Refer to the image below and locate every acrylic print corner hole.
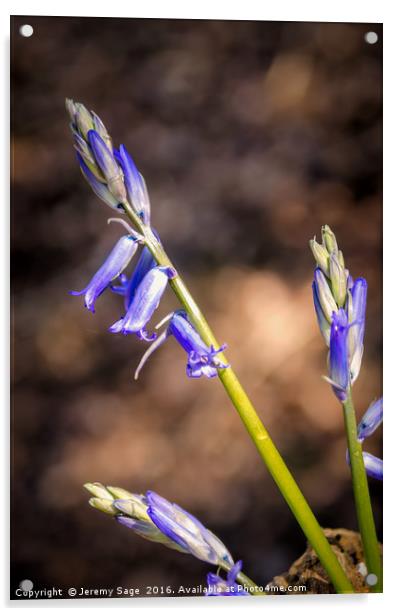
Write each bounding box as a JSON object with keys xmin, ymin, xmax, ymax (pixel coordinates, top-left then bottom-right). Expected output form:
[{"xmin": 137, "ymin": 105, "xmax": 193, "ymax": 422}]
[{"xmin": 19, "ymin": 24, "xmax": 34, "ymax": 37}]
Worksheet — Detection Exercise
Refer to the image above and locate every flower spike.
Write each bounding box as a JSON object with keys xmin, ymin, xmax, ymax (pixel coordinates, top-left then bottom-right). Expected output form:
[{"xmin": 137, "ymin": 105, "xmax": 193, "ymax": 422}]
[{"xmin": 70, "ymin": 235, "xmax": 138, "ymax": 313}]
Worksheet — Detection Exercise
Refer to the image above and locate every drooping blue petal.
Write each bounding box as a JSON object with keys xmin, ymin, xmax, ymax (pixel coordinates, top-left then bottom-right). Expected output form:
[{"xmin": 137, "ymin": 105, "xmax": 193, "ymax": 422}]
[
  {"xmin": 347, "ymin": 277, "xmax": 367, "ymax": 383},
  {"xmin": 362, "ymin": 452, "xmax": 383, "ymax": 481},
  {"xmin": 70, "ymin": 235, "xmax": 138, "ymax": 313},
  {"xmin": 325, "ymin": 308, "xmax": 350, "ymax": 401},
  {"xmin": 77, "ymin": 153, "xmax": 122, "ymax": 210},
  {"xmin": 358, "ymin": 398, "xmax": 383, "ymax": 441},
  {"xmin": 109, "ymin": 266, "xmax": 175, "ymax": 340},
  {"xmin": 114, "ymin": 145, "xmax": 151, "ymax": 224}
]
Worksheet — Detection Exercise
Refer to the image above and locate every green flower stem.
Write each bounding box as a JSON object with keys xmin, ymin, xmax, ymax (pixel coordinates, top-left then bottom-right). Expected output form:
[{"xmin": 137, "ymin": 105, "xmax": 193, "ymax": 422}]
[
  {"xmin": 218, "ymin": 561, "xmax": 266, "ymax": 596},
  {"xmin": 343, "ymin": 389, "xmax": 382, "ymax": 592},
  {"xmin": 122, "ymin": 204, "xmax": 353, "ymax": 593}
]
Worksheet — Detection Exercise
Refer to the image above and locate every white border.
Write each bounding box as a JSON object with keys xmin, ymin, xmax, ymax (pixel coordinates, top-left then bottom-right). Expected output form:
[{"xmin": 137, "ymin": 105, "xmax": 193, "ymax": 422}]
[{"xmin": 2, "ymin": 1, "xmax": 397, "ymax": 614}]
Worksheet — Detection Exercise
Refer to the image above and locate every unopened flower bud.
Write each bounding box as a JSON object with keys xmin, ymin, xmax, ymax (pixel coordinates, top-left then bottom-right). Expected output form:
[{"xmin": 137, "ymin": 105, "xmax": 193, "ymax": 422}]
[
  {"xmin": 89, "ymin": 497, "xmax": 119, "ymax": 515},
  {"xmin": 65, "ymin": 98, "xmax": 77, "ymax": 123},
  {"xmin": 92, "ymin": 112, "xmax": 113, "ymax": 151},
  {"xmin": 75, "ymin": 103, "xmax": 95, "ymax": 139},
  {"xmin": 313, "ymin": 268, "xmax": 338, "ymax": 323},
  {"xmin": 84, "ymin": 482, "xmax": 113, "ymax": 500},
  {"xmin": 309, "ymin": 238, "xmax": 330, "ymax": 277},
  {"xmin": 106, "ymin": 486, "xmax": 135, "ymax": 500},
  {"xmin": 322, "ymin": 225, "xmax": 339, "ymax": 254},
  {"xmin": 88, "ymin": 130, "xmax": 127, "ymax": 203},
  {"xmin": 329, "ymin": 252, "xmax": 347, "ymax": 307}
]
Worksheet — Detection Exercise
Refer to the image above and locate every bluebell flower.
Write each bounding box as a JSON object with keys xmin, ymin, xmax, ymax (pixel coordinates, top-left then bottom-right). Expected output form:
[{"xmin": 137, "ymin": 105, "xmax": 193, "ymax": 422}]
[
  {"xmin": 206, "ymin": 561, "xmax": 249, "ymax": 596},
  {"xmin": 324, "ymin": 308, "xmax": 350, "ymax": 401},
  {"xmin": 134, "ymin": 310, "xmax": 229, "ymax": 379},
  {"xmin": 87, "ymin": 129, "xmax": 127, "ymax": 203},
  {"xmin": 70, "ymin": 235, "xmax": 139, "ymax": 313},
  {"xmin": 109, "ymin": 266, "xmax": 175, "ymax": 340},
  {"xmin": 362, "ymin": 453, "xmax": 383, "ymax": 481},
  {"xmin": 358, "ymin": 397, "xmax": 383, "ymax": 441},
  {"xmin": 347, "ymin": 277, "xmax": 367, "ymax": 383},
  {"xmin": 146, "ymin": 491, "xmax": 234, "ymax": 566},
  {"xmin": 114, "ymin": 145, "xmax": 151, "ymax": 224}
]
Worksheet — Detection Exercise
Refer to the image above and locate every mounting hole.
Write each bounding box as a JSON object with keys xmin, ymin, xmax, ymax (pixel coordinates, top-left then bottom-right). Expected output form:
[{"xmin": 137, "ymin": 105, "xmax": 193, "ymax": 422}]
[
  {"xmin": 19, "ymin": 579, "xmax": 34, "ymax": 591},
  {"xmin": 19, "ymin": 24, "xmax": 34, "ymax": 38},
  {"xmin": 366, "ymin": 573, "xmax": 378, "ymax": 586},
  {"xmin": 364, "ymin": 31, "xmax": 378, "ymax": 45}
]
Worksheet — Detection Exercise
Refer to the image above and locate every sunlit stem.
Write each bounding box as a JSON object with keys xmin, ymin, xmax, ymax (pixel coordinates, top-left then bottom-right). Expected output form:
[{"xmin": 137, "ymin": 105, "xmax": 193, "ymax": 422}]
[
  {"xmin": 343, "ymin": 388, "xmax": 382, "ymax": 592},
  {"xmin": 121, "ymin": 201, "xmax": 354, "ymax": 594}
]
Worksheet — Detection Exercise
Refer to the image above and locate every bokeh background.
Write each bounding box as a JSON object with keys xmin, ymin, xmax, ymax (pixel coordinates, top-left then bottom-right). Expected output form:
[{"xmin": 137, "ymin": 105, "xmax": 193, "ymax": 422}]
[{"xmin": 11, "ymin": 16, "xmax": 382, "ymax": 597}]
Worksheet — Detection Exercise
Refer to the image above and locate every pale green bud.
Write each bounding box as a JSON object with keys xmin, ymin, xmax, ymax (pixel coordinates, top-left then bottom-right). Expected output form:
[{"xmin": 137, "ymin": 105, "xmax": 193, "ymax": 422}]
[
  {"xmin": 321, "ymin": 225, "xmax": 338, "ymax": 254},
  {"xmin": 309, "ymin": 238, "xmax": 330, "ymax": 276},
  {"xmin": 338, "ymin": 250, "xmax": 345, "ymax": 269},
  {"xmin": 92, "ymin": 112, "xmax": 113, "ymax": 151},
  {"xmin": 106, "ymin": 486, "xmax": 135, "ymax": 500},
  {"xmin": 65, "ymin": 98, "xmax": 77, "ymax": 123},
  {"xmin": 75, "ymin": 103, "xmax": 94, "ymax": 139},
  {"xmin": 113, "ymin": 495, "xmax": 151, "ymax": 522},
  {"xmin": 89, "ymin": 497, "xmax": 119, "ymax": 515},
  {"xmin": 108, "ymin": 173, "xmax": 127, "ymax": 204},
  {"xmin": 329, "ymin": 252, "xmax": 347, "ymax": 307},
  {"xmin": 84, "ymin": 482, "xmax": 113, "ymax": 500}
]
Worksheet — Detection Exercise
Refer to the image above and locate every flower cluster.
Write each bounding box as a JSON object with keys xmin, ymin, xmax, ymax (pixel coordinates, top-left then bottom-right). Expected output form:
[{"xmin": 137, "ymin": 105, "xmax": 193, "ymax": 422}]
[
  {"xmin": 67, "ymin": 100, "xmax": 228, "ymax": 378},
  {"xmin": 310, "ymin": 226, "xmax": 367, "ymax": 401},
  {"xmin": 346, "ymin": 398, "xmax": 383, "ymax": 481}
]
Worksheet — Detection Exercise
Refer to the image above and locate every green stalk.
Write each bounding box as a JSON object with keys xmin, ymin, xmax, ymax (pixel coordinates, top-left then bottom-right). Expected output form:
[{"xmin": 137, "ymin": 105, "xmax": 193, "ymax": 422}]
[
  {"xmin": 123, "ymin": 204, "xmax": 353, "ymax": 593},
  {"xmin": 343, "ymin": 389, "xmax": 382, "ymax": 592}
]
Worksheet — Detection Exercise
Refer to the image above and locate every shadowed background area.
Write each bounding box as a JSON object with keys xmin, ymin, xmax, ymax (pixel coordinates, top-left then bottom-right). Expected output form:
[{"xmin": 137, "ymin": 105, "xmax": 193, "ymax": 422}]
[{"xmin": 11, "ymin": 16, "xmax": 382, "ymax": 597}]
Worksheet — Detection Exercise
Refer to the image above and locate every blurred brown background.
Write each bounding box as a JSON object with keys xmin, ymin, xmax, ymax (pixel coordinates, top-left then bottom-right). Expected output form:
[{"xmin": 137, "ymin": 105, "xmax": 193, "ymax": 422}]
[{"xmin": 11, "ymin": 16, "xmax": 382, "ymax": 597}]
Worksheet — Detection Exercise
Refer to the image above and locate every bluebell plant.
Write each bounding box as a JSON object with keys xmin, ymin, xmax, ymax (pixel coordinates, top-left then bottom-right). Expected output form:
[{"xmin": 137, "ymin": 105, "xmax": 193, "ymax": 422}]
[
  {"xmin": 310, "ymin": 226, "xmax": 382, "ymax": 589},
  {"xmin": 67, "ymin": 100, "xmax": 362, "ymax": 594}
]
